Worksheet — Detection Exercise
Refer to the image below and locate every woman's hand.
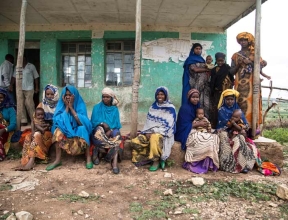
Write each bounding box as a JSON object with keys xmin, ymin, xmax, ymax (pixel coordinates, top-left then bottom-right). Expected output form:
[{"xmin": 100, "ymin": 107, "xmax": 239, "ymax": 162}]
[
  {"xmin": 242, "ymin": 58, "xmax": 252, "ymax": 64},
  {"xmin": 68, "ymin": 95, "xmax": 75, "ymax": 109},
  {"xmin": 62, "ymin": 95, "xmax": 69, "ymax": 106}
]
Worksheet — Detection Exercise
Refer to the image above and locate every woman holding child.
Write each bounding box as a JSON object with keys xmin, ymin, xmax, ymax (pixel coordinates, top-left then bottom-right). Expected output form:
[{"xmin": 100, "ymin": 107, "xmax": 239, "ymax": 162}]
[
  {"xmin": 175, "ymin": 89, "xmax": 219, "ymax": 174},
  {"xmin": 0, "ymin": 88, "xmax": 16, "ymax": 161},
  {"xmin": 182, "ymin": 43, "xmax": 211, "ymax": 119},
  {"xmin": 46, "ymin": 85, "xmax": 92, "ymax": 171},
  {"xmin": 90, "ymin": 88, "xmax": 122, "ymax": 174},
  {"xmin": 131, "ymin": 87, "xmax": 176, "ymax": 172},
  {"xmin": 17, "ymin": 84, "xmax": 59, "ymax": 170}
]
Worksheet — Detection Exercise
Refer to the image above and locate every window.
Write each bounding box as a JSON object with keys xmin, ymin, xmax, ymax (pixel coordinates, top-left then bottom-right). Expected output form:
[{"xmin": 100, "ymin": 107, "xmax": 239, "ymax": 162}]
[
  {"xmin": 105, "ymin": 41, "xmax": 135, "ymax": 86},
  {"xmin": 61, "ymin": 43, "xmax": 92, "ymax": 88}
]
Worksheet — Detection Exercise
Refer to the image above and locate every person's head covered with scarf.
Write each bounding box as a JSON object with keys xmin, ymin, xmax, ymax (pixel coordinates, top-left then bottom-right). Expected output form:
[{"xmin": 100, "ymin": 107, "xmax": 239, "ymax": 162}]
[
  {"xmin": 0, "ymin": 88, "xmax": 15, "ymax": 111},
  {"xmin": 236, "ymin": 32, "xmax": 255, "ymax": 53},
  {"xmin": 216, "ymin": 89, "xmax": 248, "ymax": 129},
  {"xmin": 175, "ymin": 88, "xmax": 201, "ymax": 150},
  {"xmin": 42, "ymin": 84, "xmax": 59, "ymax": 120}
]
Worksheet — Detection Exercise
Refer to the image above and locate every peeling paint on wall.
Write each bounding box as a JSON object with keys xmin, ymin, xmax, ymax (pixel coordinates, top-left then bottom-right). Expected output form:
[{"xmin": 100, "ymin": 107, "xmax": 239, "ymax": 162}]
[{"xmin": 142, "ymin": 38, "xmax": 213, "ymax": 63}]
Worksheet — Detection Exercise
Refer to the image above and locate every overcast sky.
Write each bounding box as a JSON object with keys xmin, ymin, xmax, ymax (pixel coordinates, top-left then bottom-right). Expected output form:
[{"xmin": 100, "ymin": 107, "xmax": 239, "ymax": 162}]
[{"xmin": 227, "ymin": 0, "xmax": 288, "ymax": 98}]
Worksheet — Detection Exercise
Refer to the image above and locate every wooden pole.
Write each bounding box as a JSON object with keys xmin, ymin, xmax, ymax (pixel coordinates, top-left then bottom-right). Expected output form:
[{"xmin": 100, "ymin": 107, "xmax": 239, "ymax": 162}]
[
  {"xmin": 130, "ymin": 0, "xmax": 141, "ymax": 138},
  {"xmin": 252, "ymin": 0, "xmax": 261, "ymax": 138},
  {"xmin": 16, "ymin": 0, "xmax": 27, "ymax": 130},
  {"xmin": 262, "ymin": 85, "xmax": 288, "ymax": 91}
]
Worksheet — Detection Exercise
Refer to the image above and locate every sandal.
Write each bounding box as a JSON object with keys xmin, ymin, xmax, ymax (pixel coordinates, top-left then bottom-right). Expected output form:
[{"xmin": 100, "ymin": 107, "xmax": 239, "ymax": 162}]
[
  {"xmin": 160, "ymin": 160, "xmax": 165, "ymax": 170},
  {"xmin": 46, "ymin": 162, "xmax": 62, "ymax": 171},
  {"xmin": 149, "ymin": 162, "xmax": 160, "ymax": 172},
  {"xmin": 112, "ymin": 167, "xmax": 120, "ymax": 174},
  {"xmin": 86, "ymin": 162, "xmax": 93, "ymax": 169}
]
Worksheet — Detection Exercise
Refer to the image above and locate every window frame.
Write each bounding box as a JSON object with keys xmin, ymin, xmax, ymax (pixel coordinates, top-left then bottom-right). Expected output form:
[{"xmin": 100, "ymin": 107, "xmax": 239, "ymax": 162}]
[
  {"xmin": 105, "ymin": 40, "xmax": 135, "ymax": 87},
  {"xmin": 61, "ymin": 42, "xmax": 92, "ymax": 88}
]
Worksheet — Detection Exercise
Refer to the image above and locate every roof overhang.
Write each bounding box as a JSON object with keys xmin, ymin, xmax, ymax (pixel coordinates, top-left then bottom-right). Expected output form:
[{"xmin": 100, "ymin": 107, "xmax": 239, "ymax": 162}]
[{"xmin": 0, "ymin": 0, "xmax": 267, "ymax": 33}]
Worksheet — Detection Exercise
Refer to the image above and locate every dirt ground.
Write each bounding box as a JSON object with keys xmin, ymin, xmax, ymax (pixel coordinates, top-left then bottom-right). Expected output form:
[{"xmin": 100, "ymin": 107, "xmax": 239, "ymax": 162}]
[{"xmin": 1, "ymin": 148, "xmax": 288, "ymax": 220}]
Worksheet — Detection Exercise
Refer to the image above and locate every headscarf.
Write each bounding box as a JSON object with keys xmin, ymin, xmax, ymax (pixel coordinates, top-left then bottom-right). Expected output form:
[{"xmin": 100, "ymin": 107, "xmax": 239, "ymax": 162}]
[
  {"xmin": 182, "ymin": 43, "xmax": 205, "ymax": 105},
  {"xmin": 101, "ymin": 87, "xmax": 120, "ymax": 106},
  {"xmin": 0, "ymin": 88, "xmax": 15, "ymax": 110},
  {"xmin": 236, "ymin": 32, "xmax": 255, "ymax": 53},
  {"xmin": 175, "ymin": 89, "xmax": 200, "ymax": 150},
  {"xmin": 142, "ymin": 86, "xmax": 176, "ymax": 160},
  {"xmin": 90, "ymin": 88, "xmax": 122, "ymax": 130},
  {"xmin": 210, "ymin": 53, "xmax": 234, "ymax": 92},
  {"xmin": 42, "ymin": 84, "xmax": 59, "ymax": 120},
  {"xmin": 216, "ymin": 89, "xmax": 248, "ymax": 129},
  {"xmin": 52, "ymin": 85, "xmax": 92, "ymax": 144}
]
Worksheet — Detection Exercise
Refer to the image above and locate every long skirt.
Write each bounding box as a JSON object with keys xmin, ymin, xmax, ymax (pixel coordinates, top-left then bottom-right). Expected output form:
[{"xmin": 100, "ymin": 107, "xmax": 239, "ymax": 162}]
[
  {"xmin": 90, "ymin": 126, "xmax": 123, "ymax": 162},
  {"xmin": 21, "ymin": 131, "xmax": 53, "ymax": 165},
  {"xmin": 218, "ymin": 130, "xmax": 256, "ymax": 173},
  {"xmin": 182, "ymin": 129, "xmax": 219, "ymax": 174},
  {"xmin": 131, "ymin": 133, "xmax": 163, "ymax": 166},
  {"xmin": 53, "ymin": 128, "xmax": 88, "ymax": 155}
]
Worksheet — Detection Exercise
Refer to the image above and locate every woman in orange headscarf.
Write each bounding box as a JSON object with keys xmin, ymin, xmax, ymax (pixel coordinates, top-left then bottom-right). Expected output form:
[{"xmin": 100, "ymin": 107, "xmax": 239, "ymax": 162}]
[{"xmin": 230, "ymin": 32, "xmax": 270, "ymax": 134}]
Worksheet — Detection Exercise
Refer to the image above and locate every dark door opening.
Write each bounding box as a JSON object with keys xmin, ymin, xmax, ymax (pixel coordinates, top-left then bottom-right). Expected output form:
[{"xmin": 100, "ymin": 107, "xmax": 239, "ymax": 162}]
[{"xmin": 15, "ymin": 49, "xmax": 41, "ymax": 108}]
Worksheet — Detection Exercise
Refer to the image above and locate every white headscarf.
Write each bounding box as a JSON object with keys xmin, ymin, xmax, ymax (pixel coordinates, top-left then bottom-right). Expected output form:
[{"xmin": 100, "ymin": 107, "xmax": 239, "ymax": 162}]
[{"xmin": 102, "ymin": 87, "xmax": 119, "ymax": 106}]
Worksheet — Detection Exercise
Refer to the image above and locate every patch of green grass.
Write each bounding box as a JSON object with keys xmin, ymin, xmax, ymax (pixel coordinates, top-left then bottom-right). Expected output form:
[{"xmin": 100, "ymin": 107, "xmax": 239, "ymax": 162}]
[
  {"xmin": 6, "ymin": 148, "xmax": 22, "ymax": 160},
  {"xmin": 279, "ymin": 203, "xmax": 288, "ymax": 218},
  {"xmin": 0, "ymin": 213, "xmax": 10, "ymax": 220},
  {"xmin": 165, "ymin": 159, "xmax": 175, "ymax": 167},
  {"xmin": 58, "ymin": 194, "xmax": 99, "ymax": 203},
  {"xmin": 263, "ymin": 128, "xmax": 288, "ymax": 145},
  {"xmin": 129, "ymin": 202, "xmax": 143, "ymax": 213},
  {"xmin": 182, "ymin": 208, "xmax": 199, "ymax": 214},
  {"xmin": 0, "ymin": 184, "xmax": 12, "ymax": 191}
]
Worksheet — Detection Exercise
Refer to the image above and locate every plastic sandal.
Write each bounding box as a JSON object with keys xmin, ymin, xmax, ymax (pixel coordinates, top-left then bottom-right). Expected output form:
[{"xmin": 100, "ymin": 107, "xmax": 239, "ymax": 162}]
[{"xmin": 46, "ymin": 162, "xmax": 62, "ymax": 171}]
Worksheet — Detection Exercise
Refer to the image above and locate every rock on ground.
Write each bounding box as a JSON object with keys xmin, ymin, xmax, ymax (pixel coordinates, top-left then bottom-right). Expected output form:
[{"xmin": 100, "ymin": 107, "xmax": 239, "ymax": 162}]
[
  {"xmin": 191, "ymin": 177, "xmax": 205, "ymax": 186},
  {"xmin": 163, "ymin": 189, "xmax": 173, "ymax": 196},
  {"xmin": 15, "ymin": 211, "xmax": 33, "ymax": 220},
  {"xmin": 255, "ymin": 142, "xmax": 284, "ymax": 167},
  {"xmin": 78, "ymin": 191, "xmax": 89, "ymax": 198},
  {"xmin": 276, "ymin": 184, "xmax": 288, "ymax": 200}
]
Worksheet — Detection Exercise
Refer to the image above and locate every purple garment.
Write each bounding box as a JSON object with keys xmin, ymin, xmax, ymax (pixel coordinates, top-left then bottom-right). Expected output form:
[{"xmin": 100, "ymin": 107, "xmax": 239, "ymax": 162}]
[{"xmin": 182, "ymin": 157, "xmax": 218, "ymax": 174}]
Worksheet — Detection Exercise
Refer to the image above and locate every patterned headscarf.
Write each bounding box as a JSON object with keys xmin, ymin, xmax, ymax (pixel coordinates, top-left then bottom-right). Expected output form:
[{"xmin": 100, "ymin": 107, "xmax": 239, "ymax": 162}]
[
  {"xmin": 187, "ymin": 89, "xmax": 200, "ymax": 99},
  {"xmin": 236, "ymin": 32, "xmax": 255, "ymax": 53},
  {"xmin": 42, "ymin": 84, "xmax": 59, "ymax": 120}
]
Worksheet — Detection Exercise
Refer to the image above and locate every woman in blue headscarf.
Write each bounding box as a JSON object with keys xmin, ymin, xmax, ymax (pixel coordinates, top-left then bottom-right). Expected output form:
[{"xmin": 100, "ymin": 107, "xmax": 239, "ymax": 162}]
[
  {"xmin": 131, "ymin": 87, "xmax": 176, "ymax": 172},
  {"xmin": 16, "ymin": 84, "xmax": 59, "ymax": 171},
  {"xmin": 46, "ymin": 85, "xmax": 92, "ymax": 171},
  {"xmin": 90, "ymin": 87, "xmax": 122, "ymax": 174},
  {"xmin": 0, "ymin": 88, "xmax": 16, "ymax": 161},
  {"xmin": 175, "ymin": 89, "xmax": 219, "ymax": 174},
  {"xmin": 182, "ymin": 43, "xmax": 211, "ymax": 119}
]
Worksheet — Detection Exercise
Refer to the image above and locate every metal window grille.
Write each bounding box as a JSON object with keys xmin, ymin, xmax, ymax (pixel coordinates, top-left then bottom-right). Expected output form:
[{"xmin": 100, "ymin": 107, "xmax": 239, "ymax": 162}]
[
  {"xmin": 61, "ymin": 42, "xmax": 92, "ymax": 88},
  {"xmin": 105, "ymin": 41, "xmax": 135, "ymax": 87}
]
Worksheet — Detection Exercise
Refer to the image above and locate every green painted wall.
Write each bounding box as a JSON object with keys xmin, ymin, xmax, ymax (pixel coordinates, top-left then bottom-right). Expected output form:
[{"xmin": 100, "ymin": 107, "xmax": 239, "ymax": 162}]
[{"xmin": 0, "ymin": 30, "xmax": 226, "ymax": 124}]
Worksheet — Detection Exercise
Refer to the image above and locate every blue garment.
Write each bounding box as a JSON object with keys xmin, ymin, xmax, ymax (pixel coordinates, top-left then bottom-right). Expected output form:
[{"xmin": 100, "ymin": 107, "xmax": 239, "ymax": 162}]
[
  {"xmin": 182, "ymin": 50, "xmax": 205, "ymax": 105},
  {"xmin": 1, "ymin": 107, "xmax": 16, "ymax": 132},
  {"xmin": 216, "ymin": 96, "xmax": 248, "ymax": 129},
  {"xmin": 52, "ymin": 85, "xmax": 92, "ymax": 145},
  {"xmin": 0, "ymin": 88, "xmax": 16, "ymax": 110},
  {"xmin": 175, "ymin": 101, "xmax": 200, "ymax": 151},
  {"xmin": 91, "ymin": 101, "xmax": 122, "ymax": 130}
]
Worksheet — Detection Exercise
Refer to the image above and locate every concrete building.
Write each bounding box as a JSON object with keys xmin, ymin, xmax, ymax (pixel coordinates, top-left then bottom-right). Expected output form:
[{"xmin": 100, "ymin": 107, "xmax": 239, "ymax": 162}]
[{"xmin": 0, "ymin": 0, "xmax": 264, "ymax": 123}]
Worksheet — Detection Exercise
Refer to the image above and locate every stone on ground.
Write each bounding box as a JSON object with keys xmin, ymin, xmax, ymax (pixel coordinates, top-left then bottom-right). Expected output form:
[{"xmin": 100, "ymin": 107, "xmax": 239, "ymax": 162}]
[
  {"xmin": 276, "ymin": 184, "xmax": 288, "ymax": 200},
  {"xmin": 78, "ymin": 191, "xmax": 89, "ymax": 198},
  {"xmin": 191, "ymin": 177, "xmax": 205, "ymax": 186},
  {"xmin": 163, "ymin": 189, "xmax": 173, "ymax": 196},
  {"xmin": 15, "ymin": 211, "xmax": 33, "ymax": 220}
]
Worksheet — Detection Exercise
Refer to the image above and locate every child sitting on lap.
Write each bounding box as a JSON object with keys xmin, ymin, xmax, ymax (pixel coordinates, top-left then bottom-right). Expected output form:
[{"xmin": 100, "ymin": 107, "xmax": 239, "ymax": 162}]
[
  {"xmin": 193, "ymin": 108, "xmax": 211, "ymax": 133},
  {"xmin": 226, "ymin": 109, "xmax": 247, "ymax": 139}
]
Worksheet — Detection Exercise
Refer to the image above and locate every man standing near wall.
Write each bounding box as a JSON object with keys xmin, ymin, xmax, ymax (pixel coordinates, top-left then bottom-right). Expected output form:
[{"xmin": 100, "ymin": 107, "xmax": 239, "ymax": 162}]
[
  {"xmin": 12, "ymin": 56, "xmax": 39, "ymax": 126},
  {"xmin": 0, "ymin": 54, "xmax": 15, "ymax": 103}
]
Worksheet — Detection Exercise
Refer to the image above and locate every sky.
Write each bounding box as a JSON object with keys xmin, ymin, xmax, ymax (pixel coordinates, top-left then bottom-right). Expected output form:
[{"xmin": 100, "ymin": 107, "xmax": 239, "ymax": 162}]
[{"xmin": 227, "ymin": 0, "xmax": 288, "ymax": 98}]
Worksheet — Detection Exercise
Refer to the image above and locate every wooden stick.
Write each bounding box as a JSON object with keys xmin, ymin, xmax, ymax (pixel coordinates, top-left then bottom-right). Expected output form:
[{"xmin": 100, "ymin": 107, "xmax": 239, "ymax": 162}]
[
  {"xmin": 252, "ymin": 0, "xmax": 261, "ymax": 139},
  {"xmin": 262, "ymin": 85, "xmax": 288, "ymax": 91},
  {"xmin": 16, "ymin": 0, "xmax": 27, "ymax": 130},
  {"xmin": 130, "ymin": 0, "xmax": 141, "ymax": 138},
  {"xmin": 261, "ymin": 81, "xmax": 275, "ymax": 135}
]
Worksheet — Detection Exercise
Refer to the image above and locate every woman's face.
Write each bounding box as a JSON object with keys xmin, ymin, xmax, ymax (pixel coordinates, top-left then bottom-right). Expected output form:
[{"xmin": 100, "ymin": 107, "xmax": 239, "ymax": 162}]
[
  {"xmin": 157, "ymin": 91, "xmax": 166, "ymax": 104},
  {"xmin": 225, "ymin": 96, "xmax": 235, "ymax": 107},
  {"xmin": 64, "ymin": 89, "xmax": 72, "ymax": 102},
  {"xmin": 239, "ymin": 38, "xmax": 249, "ymax": 48},
  {"xmin": 102, "ymin": 94, "xmax": 112, "ymax": 106},
  {"xmin": 193, "ymin": 46, "xmax": 202, "ymax": 55},
  {"xmin": 189, "ymin": 93, "xmax": 199, "ymax": 105},
  {"xmin": 45, "ymin": 89, "xmax": 54, "ymax": 99},
  {"xmin": 0, "ymin": 93, "xmax": 5, "ymax": 104}
]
